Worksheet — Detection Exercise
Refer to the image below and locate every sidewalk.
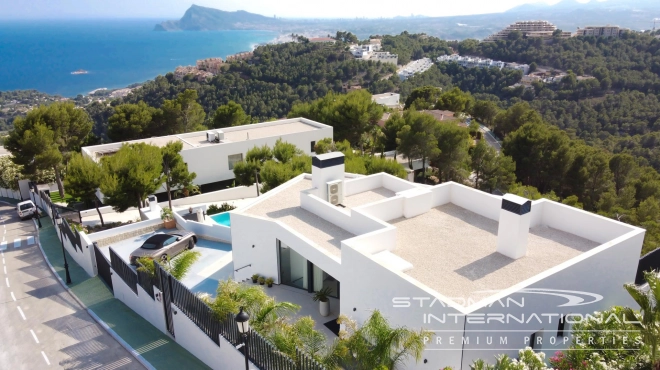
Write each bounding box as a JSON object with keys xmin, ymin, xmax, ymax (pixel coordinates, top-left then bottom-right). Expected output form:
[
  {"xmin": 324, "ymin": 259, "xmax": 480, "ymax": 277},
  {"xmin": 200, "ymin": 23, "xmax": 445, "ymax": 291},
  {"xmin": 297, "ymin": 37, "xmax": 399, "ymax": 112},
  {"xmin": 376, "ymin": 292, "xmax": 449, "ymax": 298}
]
[{"xmin": 38, "ymin": 216, "xmax": 210, "ymax": 370}]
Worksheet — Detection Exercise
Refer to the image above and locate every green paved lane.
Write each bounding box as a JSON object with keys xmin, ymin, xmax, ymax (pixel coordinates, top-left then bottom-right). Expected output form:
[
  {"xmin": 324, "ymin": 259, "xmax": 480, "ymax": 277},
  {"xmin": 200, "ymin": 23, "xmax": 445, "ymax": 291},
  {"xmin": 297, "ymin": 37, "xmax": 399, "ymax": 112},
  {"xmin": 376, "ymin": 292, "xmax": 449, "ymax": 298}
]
[{"xmin": 39, "ymin": 217, "xmax": 210, "ymax": 370}]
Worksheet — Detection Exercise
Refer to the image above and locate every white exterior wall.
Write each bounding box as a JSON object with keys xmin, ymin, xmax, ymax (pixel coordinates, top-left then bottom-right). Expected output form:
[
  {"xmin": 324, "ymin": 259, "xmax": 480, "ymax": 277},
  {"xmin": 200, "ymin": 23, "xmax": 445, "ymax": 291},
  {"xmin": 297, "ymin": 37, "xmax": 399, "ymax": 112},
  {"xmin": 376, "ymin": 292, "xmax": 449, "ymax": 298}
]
[
  {"xmin": 230, "ymin": 213, "xmax": 342, "ymax": 283},
  {"xmin": 461, "ymin": 228, "xmax": 644, "ymax": 368},
  {"xmin": 174, "ymin": 210, "xmax": 231, "ymax": 242},
  {"xmin": 171, "ymin": 303, "xmax": 257, "ymax": 370},
  {"xmin": 81, "ymin": 119, "xmax": 332, "ymax": 191},
  {"xmin": 155, "ymin": 185, "xmax": 257, "ymax": 208},
  {"xmin": 110, "ymin": 269, "xmax": 169, "ymax": 335},
  {"xmin": 180, "ymin": 126, "xmax": 329, "ymax": 187},
  {"xmin": 341, "ymin": 243, "xmax": 466, "ymax": 369}
]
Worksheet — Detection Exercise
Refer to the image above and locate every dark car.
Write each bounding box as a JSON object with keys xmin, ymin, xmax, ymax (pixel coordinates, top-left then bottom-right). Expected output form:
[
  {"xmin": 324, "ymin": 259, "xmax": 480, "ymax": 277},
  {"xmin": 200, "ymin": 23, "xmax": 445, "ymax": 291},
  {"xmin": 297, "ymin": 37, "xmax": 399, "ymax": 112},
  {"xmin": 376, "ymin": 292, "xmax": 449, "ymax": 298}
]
[{"xmin": 130, "ymin": 231, "xmax": 197, "ymax": 265}]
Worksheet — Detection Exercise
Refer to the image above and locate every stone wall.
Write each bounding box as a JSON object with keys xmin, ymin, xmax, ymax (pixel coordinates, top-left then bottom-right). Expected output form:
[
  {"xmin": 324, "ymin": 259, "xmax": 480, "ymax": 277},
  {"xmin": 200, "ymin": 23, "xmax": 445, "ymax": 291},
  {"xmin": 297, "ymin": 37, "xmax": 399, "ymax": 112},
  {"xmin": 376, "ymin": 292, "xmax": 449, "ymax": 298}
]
[{"xmin": 93, "ymin": 223, "xmax": 164, "ymax": 247}]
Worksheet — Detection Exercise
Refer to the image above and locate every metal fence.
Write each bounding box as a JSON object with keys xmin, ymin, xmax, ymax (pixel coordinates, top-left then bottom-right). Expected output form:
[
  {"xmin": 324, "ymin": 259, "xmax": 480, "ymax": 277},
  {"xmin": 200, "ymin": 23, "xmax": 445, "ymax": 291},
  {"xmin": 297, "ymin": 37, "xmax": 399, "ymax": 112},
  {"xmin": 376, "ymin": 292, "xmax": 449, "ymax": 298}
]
[
  {"xmin": 159, "ymin": 262, "xmax": 324, "ymax": 370},
  {"xmin": 110, "ymin": 248, "xmax": 138, "ymax": 294},
  {"xmin": 170, "ymin": 275, "xmax": 222, "ymax": 345},
  {"xmin": 61, "ymin": 218, "xmax": 81, "ymax": 252},
  {"xmin": 137, "ymin": 268, "xmax": 159, "ymax": 299}
]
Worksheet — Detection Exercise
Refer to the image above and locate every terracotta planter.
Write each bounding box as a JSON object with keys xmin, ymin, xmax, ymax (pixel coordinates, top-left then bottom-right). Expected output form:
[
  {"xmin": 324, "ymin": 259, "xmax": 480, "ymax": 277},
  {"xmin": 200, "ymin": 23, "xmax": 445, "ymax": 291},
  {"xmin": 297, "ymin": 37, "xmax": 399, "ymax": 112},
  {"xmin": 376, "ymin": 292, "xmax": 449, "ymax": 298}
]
[{"xmin": 163, "ymin": 219, "xmax": 176, "ymax": 229}]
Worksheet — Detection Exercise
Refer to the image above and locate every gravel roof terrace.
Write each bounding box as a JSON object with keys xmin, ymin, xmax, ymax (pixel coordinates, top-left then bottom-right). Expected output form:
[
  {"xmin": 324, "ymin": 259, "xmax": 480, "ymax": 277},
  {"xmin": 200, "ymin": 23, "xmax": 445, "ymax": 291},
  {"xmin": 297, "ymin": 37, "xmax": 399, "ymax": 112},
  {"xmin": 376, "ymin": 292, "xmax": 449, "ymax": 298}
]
[
  {"xmin": 244, "ymin": 178, "xmax": 353, "ymax": 257},
  {"xmin": 389, "ymin": 203, "xmax": 599, "ymax": 305}
]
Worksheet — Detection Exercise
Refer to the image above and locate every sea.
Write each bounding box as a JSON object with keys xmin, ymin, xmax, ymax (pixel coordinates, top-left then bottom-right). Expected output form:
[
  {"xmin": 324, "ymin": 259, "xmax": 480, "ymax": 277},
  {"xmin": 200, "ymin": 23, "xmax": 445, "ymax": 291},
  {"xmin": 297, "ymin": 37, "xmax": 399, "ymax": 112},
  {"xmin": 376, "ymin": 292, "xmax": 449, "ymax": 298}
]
[{"xmin": 0, "ymin": 20, "xmax": 276, "ymax": 97}]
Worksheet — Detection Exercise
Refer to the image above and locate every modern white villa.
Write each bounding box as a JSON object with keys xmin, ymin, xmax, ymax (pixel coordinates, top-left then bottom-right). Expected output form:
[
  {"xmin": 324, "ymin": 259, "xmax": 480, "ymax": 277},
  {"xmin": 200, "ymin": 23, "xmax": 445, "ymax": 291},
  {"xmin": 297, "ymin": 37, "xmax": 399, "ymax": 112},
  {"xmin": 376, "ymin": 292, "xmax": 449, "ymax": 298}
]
[
  {"xmin": 81, "ymin": 118, "xmax": 333, "ymax": 194},
  {"xmin": 231, "ymin": 152, "xmax": 645, "ymax": 369}
]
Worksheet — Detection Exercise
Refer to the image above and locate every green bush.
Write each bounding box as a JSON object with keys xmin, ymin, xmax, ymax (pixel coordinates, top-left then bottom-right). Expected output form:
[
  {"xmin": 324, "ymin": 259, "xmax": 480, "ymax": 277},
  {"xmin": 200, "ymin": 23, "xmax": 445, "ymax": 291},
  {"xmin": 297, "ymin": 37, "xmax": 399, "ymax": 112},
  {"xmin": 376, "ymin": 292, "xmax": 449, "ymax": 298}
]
[{"xmin": 207, "ymin": 202, "xmax": 236, "ymax": 215}]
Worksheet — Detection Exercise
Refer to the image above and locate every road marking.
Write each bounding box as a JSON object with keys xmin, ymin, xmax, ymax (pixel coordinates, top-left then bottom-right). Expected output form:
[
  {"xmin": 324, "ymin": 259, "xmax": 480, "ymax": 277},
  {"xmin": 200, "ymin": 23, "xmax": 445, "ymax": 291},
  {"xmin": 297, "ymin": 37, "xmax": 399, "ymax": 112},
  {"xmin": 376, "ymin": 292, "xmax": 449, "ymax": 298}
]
[
  {"xmin": 5, "ymin": 277, "xmax": 9, "ymax": 287},
  {"xmin": 13, "ymin": 238, "xmax": 21, "ymax": 248},
  {"xmin": 17, "ymin": 306, "xmax": 26, "ymax": 320},
  {"xmin": 0, "ymin": 241, "xmax": 6, "ymax": 251},
  {"xmin": 41, "ymin": 351, "xmax": 50, "ymax": 365},
  {"xmin": 2, "ymin": 257, "xmax": 4, "ymax": 264},
  {"xmin": 27, "ymin": 236, "xmax": 34, "ymax": 245},
  {"xmin": 10, "ymin": 292, "xmax": 16, "ymax": 301},
  {"xmin": 30, "ymin": 330, "xmax": 39, "ymax": 344},
  {"xmin": 3, "ymin": 266, "xmax": 5, "ymax": 274}
]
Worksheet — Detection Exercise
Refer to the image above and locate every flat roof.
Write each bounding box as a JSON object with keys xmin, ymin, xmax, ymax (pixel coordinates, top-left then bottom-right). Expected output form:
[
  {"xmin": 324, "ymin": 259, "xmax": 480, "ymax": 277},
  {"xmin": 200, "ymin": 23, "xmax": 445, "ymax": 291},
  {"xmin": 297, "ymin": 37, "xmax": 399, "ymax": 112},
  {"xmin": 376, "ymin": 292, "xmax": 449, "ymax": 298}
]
[
  {"xmin": 389, "ymin": 203, "xmax": 598, "ymax": 305},
  {"xmin": 82, "ymin": 118, "xmax": 328, "ymax": 159},
  {"xmin": 244, "ymin": 178, "xmax": 353, "ymax": 257},
  {"xmin": 343, "ymin": 187, "xmax": 395, "ymax": 208}
]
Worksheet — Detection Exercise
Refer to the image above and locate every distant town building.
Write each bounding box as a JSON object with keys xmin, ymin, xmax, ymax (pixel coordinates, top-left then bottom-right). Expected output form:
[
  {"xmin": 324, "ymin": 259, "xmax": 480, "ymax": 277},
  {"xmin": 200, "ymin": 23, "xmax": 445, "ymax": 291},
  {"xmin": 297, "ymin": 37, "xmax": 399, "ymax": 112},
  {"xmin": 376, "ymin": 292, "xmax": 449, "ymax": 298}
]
[
  {"xmin": 484, "ymin": 21, "xmax": 570, "ymax": 41},
  {"xmin": 437, "ymin": 55, "xmax": 530, "ymax": 75},
  {"xmin": 575, "ymin": 25, "xmax": 624, "ymax": 37},
  {"xmin": 196, "ymin": 57, "xmax": 224, "ymax": 74},
  {"xmin": 173, "ymin": 66, "xmax": 214, "ymax": 81},
  {"xmin": 371, "ymin": 93, "xmax": 400, "ymax": 108},
  {"xmin": 309, "ymin": 37, "xmax": 336, "ymax": 43},
  {"xmin": 398, "ymin": 58, "xmax": 433, "ymax": 80},
  {"xmin": 226, "ymin": 51, "xmax": 253, "ymax": 62}
]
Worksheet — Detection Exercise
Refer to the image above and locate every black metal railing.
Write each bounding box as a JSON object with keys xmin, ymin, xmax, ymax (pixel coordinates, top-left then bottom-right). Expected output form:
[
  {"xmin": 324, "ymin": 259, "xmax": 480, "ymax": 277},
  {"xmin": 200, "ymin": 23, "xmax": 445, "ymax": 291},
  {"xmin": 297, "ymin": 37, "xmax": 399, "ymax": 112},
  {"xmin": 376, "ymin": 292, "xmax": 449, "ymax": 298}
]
[
  {"xmin": 110, "ymin": 248, "xmax": 137, "ymax": 294},
  {"xmin": 93, "ymin": 243, "xmax": 113, "ymax": 291},
  {"xmin": 137, "ymin": 268, "xmax": 159, "ymax": 299},
  {"xmin": 157, "ymin": 261, "xmax": 324, "ymax": 370},
  {"xmin": 61, "ymin": 218, "xmax": 80, "ymax": 252},
  {"xmin": 170, "ymin": 275, "xmax": 222, "ymax": 345}
]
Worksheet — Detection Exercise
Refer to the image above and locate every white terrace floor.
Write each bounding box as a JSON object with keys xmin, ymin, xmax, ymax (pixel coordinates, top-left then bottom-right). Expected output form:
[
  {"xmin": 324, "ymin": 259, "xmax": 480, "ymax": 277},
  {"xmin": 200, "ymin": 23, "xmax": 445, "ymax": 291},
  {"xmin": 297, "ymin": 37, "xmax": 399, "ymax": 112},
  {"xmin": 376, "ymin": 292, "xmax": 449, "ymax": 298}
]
[{"xmin": 262, "ymin": 284, "xmax": 340, "ymax": 345}]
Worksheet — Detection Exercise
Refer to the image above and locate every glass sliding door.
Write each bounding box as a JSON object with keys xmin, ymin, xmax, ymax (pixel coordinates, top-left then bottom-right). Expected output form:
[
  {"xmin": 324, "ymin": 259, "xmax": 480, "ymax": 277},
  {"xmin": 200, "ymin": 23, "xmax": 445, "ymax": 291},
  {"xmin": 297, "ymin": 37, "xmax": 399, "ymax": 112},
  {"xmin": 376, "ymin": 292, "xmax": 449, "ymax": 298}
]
[
  {"xmin": 278, "ymin": 240, "xmax": 308, "ymax": 290},
  {"xmin": 312, "ymin": 264, "xmax": 339, "ymax": 298}
]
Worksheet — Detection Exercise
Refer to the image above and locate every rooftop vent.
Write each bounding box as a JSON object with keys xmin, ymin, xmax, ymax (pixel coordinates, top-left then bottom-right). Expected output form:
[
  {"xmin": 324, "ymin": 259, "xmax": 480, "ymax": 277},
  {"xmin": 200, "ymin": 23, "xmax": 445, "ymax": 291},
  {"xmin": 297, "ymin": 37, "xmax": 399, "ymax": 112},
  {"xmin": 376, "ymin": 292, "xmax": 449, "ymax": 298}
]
[{"xmin": 497, "ymin": 194, "xmax": 532, "ymax": 259}]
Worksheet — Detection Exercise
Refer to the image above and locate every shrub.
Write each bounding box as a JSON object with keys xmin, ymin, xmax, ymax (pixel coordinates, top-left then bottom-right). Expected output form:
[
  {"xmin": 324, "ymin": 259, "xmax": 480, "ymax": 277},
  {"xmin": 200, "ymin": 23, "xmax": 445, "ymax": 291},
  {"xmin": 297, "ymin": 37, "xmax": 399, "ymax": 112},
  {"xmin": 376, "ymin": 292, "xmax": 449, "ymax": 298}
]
[
  {"xmin": 160, "ymin": 207, "xmax": 174, "ymax": 221},
  {"xmin": 207, "ymin": 202, "xmax": 236, "ymax": 215}
]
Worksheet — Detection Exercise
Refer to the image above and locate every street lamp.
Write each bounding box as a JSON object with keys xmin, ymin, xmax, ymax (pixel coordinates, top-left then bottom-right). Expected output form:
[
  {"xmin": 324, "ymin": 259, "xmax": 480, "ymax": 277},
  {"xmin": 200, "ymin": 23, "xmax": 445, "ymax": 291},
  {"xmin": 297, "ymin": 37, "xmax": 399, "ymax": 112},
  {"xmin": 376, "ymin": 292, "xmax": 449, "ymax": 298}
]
[
  {"xmin": 14, "ymin": 175, "xmax": 22, "ymax": 201},
  {"xmin": 235, "ymin": 307, "xmax": 251, "ymax": 370},
  {"xmin": 255, "ymin": 169, "xmax": 260, "ymax": 197},
  {"xmin": 54, "ymin": 212, "xmax": 72, "ymax": 284}
]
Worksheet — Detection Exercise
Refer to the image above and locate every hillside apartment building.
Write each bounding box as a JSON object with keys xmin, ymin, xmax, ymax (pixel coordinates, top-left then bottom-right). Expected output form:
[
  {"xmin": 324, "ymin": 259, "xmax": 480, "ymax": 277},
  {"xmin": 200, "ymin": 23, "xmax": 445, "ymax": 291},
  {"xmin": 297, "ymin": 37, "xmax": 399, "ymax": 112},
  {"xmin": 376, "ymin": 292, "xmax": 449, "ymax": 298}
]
[
  {"xmin": 575, "ymin": 25, "xmax": 624, "ymax": 37},
  {"xmin": 437, "ymin": 54, "xmax": 530, "ymax": 75},
  {"xmin": 484, "ymin": 21, "xmax": 571, "ymax": 41},
  {"xmin": 230, "ymin": 152, "xmax": 644, "ymax": 369},
  {"xmin": 81, "ymin": 118, "xmax": 333, "ymax": 196}
]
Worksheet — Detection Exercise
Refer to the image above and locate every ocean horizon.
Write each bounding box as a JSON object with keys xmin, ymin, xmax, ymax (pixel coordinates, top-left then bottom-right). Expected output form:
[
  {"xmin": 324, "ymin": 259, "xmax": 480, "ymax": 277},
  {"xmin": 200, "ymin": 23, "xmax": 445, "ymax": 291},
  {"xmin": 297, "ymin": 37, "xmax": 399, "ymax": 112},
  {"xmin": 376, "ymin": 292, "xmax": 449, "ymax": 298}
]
[{"xmin": 0, "ymin": 19, "xmax": 276, "ymax": 97}]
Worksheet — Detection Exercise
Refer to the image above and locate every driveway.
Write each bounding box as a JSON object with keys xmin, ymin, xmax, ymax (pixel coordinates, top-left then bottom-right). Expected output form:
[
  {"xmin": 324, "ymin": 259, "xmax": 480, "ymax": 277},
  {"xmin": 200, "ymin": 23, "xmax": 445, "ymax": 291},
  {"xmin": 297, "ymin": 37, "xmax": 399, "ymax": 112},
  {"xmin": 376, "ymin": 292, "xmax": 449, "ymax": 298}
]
[
  {"xmin": 0, "ymin": 202, "xmax": 144, "ymax": 369},
  {"xmin": 101, "ymin": 228, "xmax": 233, "ymax": 297}
]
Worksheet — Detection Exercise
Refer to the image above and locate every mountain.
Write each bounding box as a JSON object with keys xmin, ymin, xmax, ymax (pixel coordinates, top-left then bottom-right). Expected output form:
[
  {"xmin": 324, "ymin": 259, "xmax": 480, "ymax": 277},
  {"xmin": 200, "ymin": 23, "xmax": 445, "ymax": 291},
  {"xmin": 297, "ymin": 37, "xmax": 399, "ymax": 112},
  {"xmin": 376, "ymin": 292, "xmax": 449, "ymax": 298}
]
[
  {"xmin": 156, "ymin": 1, "xmax": 660, "ymax": 38},
  {"xmin": 154, "ymin": 5, "xmax": 280, "ymax": 31}
]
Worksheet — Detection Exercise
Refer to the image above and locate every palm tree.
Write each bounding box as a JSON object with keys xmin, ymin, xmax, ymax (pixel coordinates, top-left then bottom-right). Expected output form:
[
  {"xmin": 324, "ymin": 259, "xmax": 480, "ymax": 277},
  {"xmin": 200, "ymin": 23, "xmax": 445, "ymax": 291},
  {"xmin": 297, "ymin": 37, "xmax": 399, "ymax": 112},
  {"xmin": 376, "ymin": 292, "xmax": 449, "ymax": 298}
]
[
  {"xmin": 136, "ymin": 250, "xmax": 201, "ymax": 280},
  {"xmin": 337, "ymin": 310, "xmax": 430, "ymax": 369},
  {"xmin": 623, "ymin": 270, "xmax": 660, "ymax": 368}
]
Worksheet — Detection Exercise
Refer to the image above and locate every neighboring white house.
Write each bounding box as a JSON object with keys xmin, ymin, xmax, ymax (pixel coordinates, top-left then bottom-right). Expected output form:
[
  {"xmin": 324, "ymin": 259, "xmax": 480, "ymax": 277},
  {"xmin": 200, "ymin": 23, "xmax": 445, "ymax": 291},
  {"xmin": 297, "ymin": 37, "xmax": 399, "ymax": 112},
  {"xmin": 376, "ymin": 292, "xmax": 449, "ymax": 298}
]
[
  {"xmin": 438, "ymin": 54, "xmax": 530, "ymax": 75},
  {"xmin": 371, "ymin": 93, "xmax": 400, "ymax": 108},
  {"xmin": 81, "ymin": 118, "xmax": 333, "ymax": 193},
  {"xmin": 230, "ymin": 152, "xmax": 644, "ymax": 369},
  {"xmin": 398, "ymin": 58, "xmax": 434, "ymax": 80}
]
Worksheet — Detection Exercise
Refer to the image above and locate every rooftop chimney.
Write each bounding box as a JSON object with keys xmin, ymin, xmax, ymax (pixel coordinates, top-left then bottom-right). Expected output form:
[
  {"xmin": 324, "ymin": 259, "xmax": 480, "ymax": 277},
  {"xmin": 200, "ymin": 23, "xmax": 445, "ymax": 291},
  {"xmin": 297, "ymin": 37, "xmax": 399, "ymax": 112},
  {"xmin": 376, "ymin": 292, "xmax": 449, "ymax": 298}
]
[
  {"xmin": 312, "ymin": 152, "xmax": 345, "ymax": 201},
  {"xmin": 497, "ymin": 194, "xmax": 532, "ymax": 259}
]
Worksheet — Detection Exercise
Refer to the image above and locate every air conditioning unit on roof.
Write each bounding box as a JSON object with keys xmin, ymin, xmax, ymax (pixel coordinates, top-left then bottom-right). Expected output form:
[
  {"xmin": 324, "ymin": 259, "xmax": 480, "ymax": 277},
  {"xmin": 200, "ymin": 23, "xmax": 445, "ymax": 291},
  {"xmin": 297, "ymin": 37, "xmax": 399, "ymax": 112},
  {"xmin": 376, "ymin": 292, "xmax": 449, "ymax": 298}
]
[
  {"xmin": 206, "ymin": 131, "xmax": 217, "ymax": 143},
  {"xmin": 327, "ymin": 180, "xmax": 344, "ymax": 206}
]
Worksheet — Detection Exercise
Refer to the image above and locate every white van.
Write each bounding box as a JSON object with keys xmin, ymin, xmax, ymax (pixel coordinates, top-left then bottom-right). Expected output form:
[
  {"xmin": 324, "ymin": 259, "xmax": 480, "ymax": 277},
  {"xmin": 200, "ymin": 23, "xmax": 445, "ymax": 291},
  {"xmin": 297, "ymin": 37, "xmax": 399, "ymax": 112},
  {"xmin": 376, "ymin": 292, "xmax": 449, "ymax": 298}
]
[{"xmin": 16, "ymin": 200, "xmax": 37, "ymax": 220}]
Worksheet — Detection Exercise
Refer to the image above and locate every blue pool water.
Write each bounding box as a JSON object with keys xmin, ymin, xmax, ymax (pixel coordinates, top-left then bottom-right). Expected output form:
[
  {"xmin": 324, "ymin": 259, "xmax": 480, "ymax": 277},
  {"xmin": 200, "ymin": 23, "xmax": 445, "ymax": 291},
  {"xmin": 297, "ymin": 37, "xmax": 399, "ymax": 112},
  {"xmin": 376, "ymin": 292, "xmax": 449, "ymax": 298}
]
[{"xmin": 210, "ymin": 212, "xmax": 231, "ymax": 227}]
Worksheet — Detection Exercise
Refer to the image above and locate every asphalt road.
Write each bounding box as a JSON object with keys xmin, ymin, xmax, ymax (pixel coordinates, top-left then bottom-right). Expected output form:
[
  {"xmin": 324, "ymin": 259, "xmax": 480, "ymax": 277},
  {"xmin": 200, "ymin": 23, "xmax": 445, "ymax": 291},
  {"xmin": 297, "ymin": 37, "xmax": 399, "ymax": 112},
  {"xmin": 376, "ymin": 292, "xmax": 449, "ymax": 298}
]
[
  {"xmin": 0, "ymin": 202, "xmax": 145, "ymax": 369},
  {"xmin": 479, "ymin": 124, "xmax": 502, "ymax": 152}
]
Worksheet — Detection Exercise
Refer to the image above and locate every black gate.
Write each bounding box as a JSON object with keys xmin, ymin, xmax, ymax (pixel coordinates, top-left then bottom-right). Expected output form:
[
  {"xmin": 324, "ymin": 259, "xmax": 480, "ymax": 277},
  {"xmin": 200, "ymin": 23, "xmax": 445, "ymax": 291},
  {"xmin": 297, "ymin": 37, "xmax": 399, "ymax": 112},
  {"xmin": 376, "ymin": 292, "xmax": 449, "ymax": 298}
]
[
  {"xmin": 93, "ymin": 243, "xmax": 113, "ymax": 292},
  {"xmin": 157, "ymin": 264, "xmax": 175, "ymax": 337}
]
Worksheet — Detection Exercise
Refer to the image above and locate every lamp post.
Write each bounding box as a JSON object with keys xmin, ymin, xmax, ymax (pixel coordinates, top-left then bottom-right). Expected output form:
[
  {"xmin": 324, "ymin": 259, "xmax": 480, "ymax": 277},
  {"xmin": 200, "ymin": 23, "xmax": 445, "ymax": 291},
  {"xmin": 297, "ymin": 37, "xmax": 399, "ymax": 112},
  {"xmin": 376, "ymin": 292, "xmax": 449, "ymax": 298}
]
[
  {"xmin": 255, "ymin": 169, "xmax": 260, "ymax": 197},
  {"xmin": 235, "ymin": 307, "xmax": 251, "ymax": 370},
  {"xmin": 54, "ymin": 212, "xmax": 72, "ymax": 284},
  {"xmin": 14, "ymin": 175, "xmax": 22, "ymax": 201}
]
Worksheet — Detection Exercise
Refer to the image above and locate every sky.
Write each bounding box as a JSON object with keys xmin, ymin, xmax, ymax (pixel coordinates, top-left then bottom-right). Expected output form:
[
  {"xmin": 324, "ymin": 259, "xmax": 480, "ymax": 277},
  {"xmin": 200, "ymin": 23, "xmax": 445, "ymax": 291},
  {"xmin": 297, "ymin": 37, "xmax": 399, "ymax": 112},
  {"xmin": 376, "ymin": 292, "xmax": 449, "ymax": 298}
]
[{"xmin": 0, "ymin": 0, "xmax": 596, "ymax": 20}]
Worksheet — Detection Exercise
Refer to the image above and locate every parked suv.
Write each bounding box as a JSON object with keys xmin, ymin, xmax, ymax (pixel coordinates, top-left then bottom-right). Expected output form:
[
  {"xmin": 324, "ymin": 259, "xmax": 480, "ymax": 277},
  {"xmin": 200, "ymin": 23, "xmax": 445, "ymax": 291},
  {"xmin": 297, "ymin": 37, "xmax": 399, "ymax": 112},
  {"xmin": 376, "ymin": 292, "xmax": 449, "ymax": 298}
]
[{"xmin": 16, "ymin": 200, "xmax": 37, "ymax": 220}]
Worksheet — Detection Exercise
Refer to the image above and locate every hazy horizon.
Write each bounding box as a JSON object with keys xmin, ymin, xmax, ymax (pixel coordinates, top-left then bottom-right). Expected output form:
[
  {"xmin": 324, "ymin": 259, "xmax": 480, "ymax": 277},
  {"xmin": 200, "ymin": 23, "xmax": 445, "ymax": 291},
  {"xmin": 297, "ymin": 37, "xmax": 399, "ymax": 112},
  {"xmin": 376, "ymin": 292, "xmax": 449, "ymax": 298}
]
[{"xmin": 0, "ymin": 0, "xmax": 598, "ymax": 20}]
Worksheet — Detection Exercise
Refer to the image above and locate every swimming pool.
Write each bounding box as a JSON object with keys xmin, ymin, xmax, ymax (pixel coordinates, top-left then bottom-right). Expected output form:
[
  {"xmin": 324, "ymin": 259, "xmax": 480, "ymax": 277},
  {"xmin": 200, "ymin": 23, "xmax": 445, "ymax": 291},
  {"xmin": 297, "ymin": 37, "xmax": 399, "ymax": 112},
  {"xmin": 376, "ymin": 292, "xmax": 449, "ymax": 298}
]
[{"xmin": 210, "ymin": 212, "xmax": 231, "ymax": 227}]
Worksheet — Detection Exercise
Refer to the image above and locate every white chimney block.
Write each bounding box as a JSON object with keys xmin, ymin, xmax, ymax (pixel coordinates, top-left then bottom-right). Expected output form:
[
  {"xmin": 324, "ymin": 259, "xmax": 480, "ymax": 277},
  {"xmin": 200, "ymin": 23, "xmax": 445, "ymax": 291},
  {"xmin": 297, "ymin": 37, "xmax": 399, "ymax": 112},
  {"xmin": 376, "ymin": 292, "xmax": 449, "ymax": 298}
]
[
  {"xmin": 497, "ymin": 194, "xmax": 532, "ymax": 259},
  {"xmin": 312, "ymin": 152, "xmax": 345, "ymax": 201},
  {"xmin": 148, "ymin": 195, "xmax": 159, "ymax": 212}
]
